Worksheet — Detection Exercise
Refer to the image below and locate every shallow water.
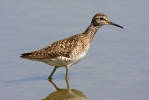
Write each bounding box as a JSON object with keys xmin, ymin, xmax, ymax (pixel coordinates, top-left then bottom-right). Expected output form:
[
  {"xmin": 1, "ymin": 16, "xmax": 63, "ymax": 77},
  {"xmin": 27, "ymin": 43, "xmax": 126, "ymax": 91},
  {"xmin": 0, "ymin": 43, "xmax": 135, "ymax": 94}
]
[{"xmin": 1, "ymin": 1, "xmax": 149, "ymax": 100}]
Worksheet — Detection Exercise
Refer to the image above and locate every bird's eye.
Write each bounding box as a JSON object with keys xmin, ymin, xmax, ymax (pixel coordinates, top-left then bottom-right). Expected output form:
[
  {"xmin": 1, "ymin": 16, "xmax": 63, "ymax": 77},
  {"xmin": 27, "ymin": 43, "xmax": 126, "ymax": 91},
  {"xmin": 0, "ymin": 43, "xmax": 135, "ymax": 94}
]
[{"xmin": 100, "ymin": 18, "xmax": 103, "ymax": 20}]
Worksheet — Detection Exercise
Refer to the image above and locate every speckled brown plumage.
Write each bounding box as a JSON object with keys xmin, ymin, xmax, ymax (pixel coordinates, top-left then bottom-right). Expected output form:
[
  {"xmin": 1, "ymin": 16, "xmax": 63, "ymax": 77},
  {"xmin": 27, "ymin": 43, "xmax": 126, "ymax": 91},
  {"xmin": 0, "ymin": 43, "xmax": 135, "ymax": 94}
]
[
  {"xmin": 20, "ymin": 13, "xmax": 123, "ymax": 79},
  {"xmin": 21, "ymin": 34, "xmax": 90, "ymax": 59}
]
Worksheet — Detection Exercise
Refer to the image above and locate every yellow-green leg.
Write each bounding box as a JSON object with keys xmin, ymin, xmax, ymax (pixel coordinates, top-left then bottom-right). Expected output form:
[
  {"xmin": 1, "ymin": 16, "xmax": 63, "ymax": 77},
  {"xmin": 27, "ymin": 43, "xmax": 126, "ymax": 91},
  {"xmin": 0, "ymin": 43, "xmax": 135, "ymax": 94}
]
[
  {"xmin": 65, "ymin": 78, "xmax": 70, "ymax": 89},
  {"xmin": 65, "ymin": 67, "xmax": 69, "ymax": 79}
]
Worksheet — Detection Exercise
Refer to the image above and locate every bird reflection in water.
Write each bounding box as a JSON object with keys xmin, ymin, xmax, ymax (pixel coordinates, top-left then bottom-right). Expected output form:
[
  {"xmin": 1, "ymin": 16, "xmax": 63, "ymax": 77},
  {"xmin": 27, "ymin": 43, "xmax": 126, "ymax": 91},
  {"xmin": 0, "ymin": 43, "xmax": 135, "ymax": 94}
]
[{"xmin": 42, "ymin": 79, "xmax": 88, "ymax": 100}]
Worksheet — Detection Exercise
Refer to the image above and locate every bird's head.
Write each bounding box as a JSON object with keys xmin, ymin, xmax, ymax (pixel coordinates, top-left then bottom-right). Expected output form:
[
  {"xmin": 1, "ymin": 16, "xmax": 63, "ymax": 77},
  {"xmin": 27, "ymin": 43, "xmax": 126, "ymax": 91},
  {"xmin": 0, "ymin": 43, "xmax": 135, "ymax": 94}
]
[{"xmin": 92, "ymin": 13, "xmax": 123, "ymax": 29}]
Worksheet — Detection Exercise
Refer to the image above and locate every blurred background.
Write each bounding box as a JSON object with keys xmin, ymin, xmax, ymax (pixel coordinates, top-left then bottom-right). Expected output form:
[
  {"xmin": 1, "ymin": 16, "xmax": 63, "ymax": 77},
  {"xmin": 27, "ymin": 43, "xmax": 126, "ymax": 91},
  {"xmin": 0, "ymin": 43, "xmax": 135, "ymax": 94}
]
[{"xmin": 0, "ymin": 0, "xmax": 149, "ymax": 100}]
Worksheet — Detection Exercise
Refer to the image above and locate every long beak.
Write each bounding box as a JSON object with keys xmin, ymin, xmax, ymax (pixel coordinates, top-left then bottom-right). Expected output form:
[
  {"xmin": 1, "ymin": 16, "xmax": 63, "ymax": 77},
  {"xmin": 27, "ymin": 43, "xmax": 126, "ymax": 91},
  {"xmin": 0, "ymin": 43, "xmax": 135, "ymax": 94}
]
[{"xmin": 109, "ymin": 21, "xmax": 123, "ymax": 29}]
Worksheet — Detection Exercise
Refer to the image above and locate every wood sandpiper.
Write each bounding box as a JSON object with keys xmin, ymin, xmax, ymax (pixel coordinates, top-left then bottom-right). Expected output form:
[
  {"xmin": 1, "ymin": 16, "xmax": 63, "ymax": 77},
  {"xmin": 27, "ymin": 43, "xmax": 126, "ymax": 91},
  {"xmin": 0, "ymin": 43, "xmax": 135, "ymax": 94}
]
[{"xmin": 20, "ymin": 13, "xmax": 123, "ymax": 79}]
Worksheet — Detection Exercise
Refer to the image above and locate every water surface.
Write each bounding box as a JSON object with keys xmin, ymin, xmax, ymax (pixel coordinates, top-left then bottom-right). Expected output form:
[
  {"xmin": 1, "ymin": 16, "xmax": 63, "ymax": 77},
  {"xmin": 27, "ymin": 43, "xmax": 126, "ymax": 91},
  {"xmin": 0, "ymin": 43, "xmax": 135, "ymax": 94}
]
[{"xmin": 1, "ymin": 1, "xmax": 149, "ymax": 100}]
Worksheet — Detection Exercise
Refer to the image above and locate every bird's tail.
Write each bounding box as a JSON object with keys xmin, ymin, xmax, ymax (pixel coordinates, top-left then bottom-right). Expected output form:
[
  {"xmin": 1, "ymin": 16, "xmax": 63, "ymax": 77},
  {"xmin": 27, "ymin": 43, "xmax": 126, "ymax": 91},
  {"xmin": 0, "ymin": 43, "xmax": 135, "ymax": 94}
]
[{"xmin": 20, "ymin": 50, "xmax": 45, "ymax": 59}]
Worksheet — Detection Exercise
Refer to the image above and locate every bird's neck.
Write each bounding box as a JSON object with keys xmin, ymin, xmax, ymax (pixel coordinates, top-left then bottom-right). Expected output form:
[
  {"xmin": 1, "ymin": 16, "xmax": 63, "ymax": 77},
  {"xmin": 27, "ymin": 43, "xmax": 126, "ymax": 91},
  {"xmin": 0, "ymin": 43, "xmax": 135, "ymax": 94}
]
[{"xmin": 83, "ymin": 23, "xmax": 101, "ymax": 43}]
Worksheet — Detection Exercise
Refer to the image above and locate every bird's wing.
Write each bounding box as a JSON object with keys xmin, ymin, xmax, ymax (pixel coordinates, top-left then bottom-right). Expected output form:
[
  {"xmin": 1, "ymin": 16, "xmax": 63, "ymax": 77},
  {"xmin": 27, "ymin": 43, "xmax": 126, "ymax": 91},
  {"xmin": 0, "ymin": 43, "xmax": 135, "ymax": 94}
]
[{"xmin": 20, "ymin": 34, "xmax": 82, "ymax": 59}]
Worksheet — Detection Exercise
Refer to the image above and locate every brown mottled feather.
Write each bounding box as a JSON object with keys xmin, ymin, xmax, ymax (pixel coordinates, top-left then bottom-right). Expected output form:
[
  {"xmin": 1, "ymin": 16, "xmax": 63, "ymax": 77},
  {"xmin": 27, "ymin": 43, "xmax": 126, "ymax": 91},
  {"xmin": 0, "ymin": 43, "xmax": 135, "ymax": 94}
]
[{"xmin": 20, "ymin": 33, "xmax": 90, "ymax": 60}]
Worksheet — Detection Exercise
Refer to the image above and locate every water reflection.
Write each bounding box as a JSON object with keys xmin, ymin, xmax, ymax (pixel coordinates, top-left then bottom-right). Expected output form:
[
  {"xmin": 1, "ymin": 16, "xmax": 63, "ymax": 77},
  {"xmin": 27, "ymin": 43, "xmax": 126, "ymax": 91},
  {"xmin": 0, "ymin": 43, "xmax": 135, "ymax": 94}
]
[{"xmin": 42, "ymin": 79, "xmax": 88, "ymax": 100}]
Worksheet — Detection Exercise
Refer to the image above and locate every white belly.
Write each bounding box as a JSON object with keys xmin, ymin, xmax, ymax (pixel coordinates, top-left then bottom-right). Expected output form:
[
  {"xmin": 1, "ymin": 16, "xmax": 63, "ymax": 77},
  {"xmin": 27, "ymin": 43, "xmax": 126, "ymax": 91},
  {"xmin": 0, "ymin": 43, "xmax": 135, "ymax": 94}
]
[{"xmin": 43, "ymin": 52, "xmax": 87, "ymax": 67}]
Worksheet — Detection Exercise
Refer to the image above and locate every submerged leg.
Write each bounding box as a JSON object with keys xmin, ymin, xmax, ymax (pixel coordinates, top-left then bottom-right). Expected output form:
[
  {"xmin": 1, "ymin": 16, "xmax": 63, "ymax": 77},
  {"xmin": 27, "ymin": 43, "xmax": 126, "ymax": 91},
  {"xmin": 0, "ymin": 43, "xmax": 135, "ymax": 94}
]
[{"xmin": 48, "ymin": 67, "xmax": 57, "ymax": 79}]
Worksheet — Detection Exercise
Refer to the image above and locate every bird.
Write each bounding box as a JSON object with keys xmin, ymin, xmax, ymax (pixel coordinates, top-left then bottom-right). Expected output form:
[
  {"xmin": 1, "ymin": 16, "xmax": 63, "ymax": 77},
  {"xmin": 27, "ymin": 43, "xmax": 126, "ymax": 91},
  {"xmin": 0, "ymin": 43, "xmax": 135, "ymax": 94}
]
[{"xmin": 20, "ymin": 13, "xmax": 123, "ymax": 79}]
